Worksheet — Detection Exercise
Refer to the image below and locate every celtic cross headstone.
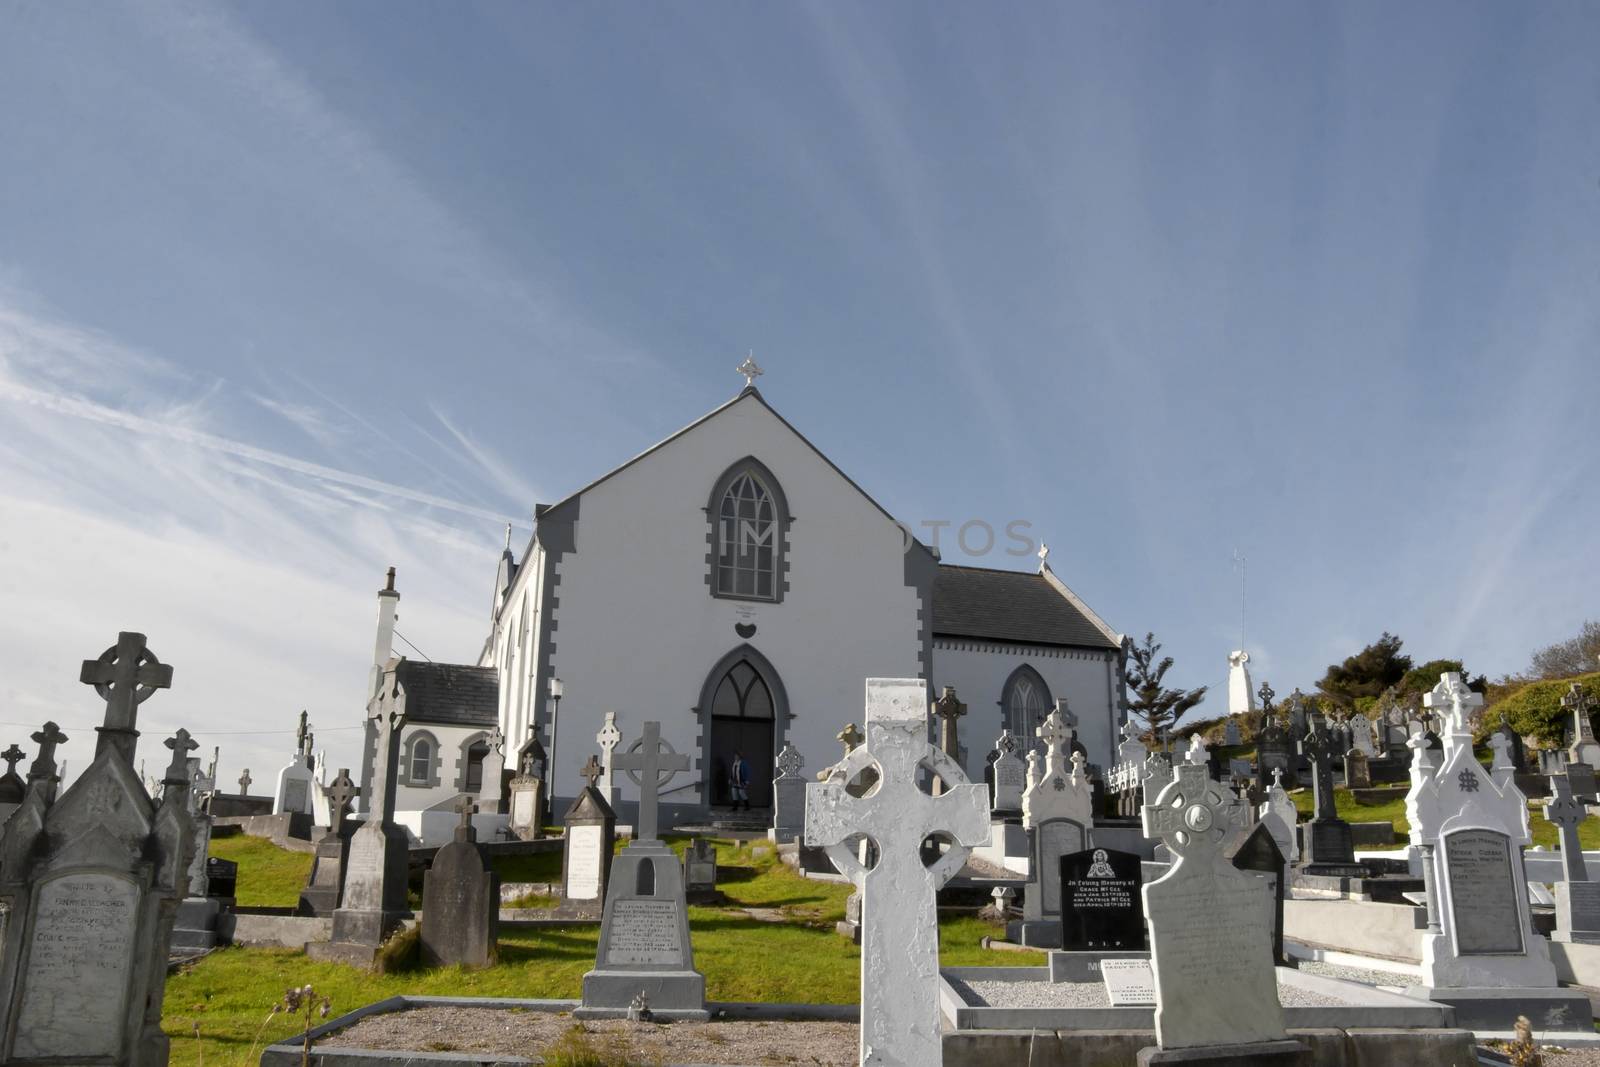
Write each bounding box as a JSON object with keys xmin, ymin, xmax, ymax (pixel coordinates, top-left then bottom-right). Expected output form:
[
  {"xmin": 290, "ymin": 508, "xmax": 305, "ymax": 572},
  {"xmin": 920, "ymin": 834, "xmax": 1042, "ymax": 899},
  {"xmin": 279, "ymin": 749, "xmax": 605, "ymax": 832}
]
[
  {"xmin": 807, "ymin": 679, "xmax": 989, "ymax": 1066},
  {"xmin": 611, "ymin": 720, "xmax": 690, "ymax": 842}
]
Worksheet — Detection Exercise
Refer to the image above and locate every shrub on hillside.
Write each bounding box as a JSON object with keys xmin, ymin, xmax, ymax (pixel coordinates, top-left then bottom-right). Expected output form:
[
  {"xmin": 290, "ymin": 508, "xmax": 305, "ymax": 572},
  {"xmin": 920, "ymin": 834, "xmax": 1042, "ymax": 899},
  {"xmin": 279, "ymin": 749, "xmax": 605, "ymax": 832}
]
[{"xmin": 1484, "ymin": 672, "xmax": 1600, "ymax": 747}]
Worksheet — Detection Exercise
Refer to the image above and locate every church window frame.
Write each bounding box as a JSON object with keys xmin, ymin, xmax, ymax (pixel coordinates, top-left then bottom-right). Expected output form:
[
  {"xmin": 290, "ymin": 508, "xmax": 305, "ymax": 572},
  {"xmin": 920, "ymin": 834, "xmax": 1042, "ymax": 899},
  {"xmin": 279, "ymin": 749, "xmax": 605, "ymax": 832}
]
[
  {"xmin": 455, "ymin": 731, "xmax": 494, "ymax": 793},
  {"xmin": 399, "ymin": 729, "xmax": 442, "ymax": 789},
  {"xmin": 705, "ymin": 457, "xmax": 791, "ymax": 604},
  {"xmin": 999, "ymin": 664, "xmax": 1053, "ymax": 740}
]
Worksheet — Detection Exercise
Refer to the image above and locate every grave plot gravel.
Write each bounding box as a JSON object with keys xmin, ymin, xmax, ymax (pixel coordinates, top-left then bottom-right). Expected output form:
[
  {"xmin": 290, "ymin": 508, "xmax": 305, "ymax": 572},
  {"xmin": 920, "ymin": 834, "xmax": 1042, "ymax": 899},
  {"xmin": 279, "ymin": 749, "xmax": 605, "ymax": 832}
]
[
  {"xmin": 318, "ymin": 1005, "xmax": 857, "ymax": 1065},
  {"xmin": 954, "ymin": 975, "xmax": 1348, "ymax": 1008},
  {"xmin": 1293, "ymin": 960, "xmax": 1416, "ymax": 988}
]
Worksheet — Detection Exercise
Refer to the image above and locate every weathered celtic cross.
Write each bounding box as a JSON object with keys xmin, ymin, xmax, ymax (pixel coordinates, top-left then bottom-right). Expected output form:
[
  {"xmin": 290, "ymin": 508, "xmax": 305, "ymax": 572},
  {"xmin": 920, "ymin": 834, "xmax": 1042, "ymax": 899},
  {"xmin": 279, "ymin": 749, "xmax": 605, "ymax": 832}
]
[
  {"xmin": 1301, "ymin": 714, "xmax": 1338, "ymax": 820},
  {"xmin": 237, "ymin": 768, "xmax": 253, "ymax": 795},
  {"xmin": 1036, "ymin": 703, "xmax": 1072, "ymax": 780},
  {"xmin": 931, "ymin": 687, "xmax": 966, "ymax": 794},
  {"xmin": 326, "ymin": 769, "xmax": 358, "ymax": 835},
  {"xmin": 28, "ymin": 722, "xmax": 67, "ymax": 783},
  {"xmin": 1, "ymin": 744, "xmax": 25, "ymax": 778},
  {"xmin": 1544, "ymin": 773, "xmax": 1589, "ymax": 882},
  {"xmin": 610, "ymin": 720, "xmax": 689, "ymax": 842},
  {"xmin": 596, "ymin": 711, "xmax": 622, "ymax": 797},
  {"xmin": 79, "ymin": 631, "xmax": 173, "ymax": 762},
  {"xmin": 1423, "ymin": 672, "xmax": 1483, "ymax": 747},
  {"xmin": 1563, "ymin": 683, "xmax": 1600, "ymax": 764},
  {"xmin": 806, "ymin": 679, "xmax": 990, "ymax": 1067}
]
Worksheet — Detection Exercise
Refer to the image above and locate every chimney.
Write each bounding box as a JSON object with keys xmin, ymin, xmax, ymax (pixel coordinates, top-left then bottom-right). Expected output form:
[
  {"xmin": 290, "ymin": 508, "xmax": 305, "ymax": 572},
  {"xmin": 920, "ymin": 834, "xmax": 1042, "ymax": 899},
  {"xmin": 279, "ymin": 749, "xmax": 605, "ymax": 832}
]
[{"xmin": 371, "ymin": 567, "xmax": 400, "ymax": 697}]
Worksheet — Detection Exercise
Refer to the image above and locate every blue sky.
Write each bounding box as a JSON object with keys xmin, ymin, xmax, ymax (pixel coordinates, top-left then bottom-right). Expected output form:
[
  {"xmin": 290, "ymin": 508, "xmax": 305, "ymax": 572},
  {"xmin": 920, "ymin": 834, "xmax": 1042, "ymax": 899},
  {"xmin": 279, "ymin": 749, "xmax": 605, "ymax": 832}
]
[{"xmin": 1, "ymin": 2, "xmax": 1596, "ymax": 786}]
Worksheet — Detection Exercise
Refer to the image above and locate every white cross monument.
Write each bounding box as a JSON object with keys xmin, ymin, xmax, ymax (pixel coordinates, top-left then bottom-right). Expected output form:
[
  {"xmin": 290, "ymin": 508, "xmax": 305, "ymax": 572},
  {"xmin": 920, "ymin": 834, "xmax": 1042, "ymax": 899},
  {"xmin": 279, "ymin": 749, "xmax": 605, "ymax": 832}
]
[{"xmin": 806, "ymin": 678, "xmax": 990, "ymax": 1067}]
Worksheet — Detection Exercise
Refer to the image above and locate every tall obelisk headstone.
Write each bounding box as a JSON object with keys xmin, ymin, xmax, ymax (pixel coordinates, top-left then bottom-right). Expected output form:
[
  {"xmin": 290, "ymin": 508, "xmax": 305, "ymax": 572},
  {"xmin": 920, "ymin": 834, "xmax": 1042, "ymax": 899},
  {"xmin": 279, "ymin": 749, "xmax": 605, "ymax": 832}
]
[{"xmin": 807, "ymin": 679, "xmax": 990, "ymax": 1067}]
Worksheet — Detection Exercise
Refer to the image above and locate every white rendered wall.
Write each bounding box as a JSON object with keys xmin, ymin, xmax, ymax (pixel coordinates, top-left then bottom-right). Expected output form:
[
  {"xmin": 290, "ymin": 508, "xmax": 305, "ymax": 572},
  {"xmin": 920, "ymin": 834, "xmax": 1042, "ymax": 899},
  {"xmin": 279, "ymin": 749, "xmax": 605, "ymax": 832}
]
[
  {"xmin": 531, "ymin": 395, "xmax": 925, "ymax": 807},
  {"xmin": 391, "ymin": 721, "xmax": 487, "ymax": 813},
  {"xmin": 932, "ymin": 639, "xmax": 1121, "ymax": 772}
]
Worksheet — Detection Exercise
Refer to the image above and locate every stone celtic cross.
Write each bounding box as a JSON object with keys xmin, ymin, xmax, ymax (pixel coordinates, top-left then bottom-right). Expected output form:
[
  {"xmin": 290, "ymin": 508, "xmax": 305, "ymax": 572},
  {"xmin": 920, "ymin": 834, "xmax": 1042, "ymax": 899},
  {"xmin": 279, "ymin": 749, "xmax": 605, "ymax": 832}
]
[
  {"xmin": 454, "ymin": 795, "xmax": 477, "ymax": 841},
  {"xmin": 1, "ymin": 744, "xmax": 25, "ymax": 777},
  {"xmin": 596, "ymin": 711, "xmax": 622, "ymax": 796},
  {"xmin": 1424, "ymin": 672, "xmax": 1483, "ymax": 737},
  {"xmin": 1563, "ymin": 683, "xmax": 1598, "ymax": 762},
  {"xmin": 1037, "ymin": 703, "xmax": 1072, "ymax": 755},
  {"xmin": 80, "ymin": 631, "xmax": 172, "ymax": 761},
  {"xmin": 1544, "ymin": 773, "xmax": 1589, "ymax": 882},
  {"xmin": 611, "ymin": 720, "xmax": 689, "ymax": 843},
  {"xmin": 238, "ymin": 768, "xmax": 252, "ymax": 794},
  {"xmin": 1143, "ymin": 762, "xmax": 1245, "ymax": 862},
  {"xmin": 580, "ymin": 753, "xmax": 604, "ymax": 790},
  {"xmin": 164, "ymin": 728, "xmax": 199, "ymax": 781},
  {"xmin": 807, "ymin": 679, "xmax": 989, "ymax": 1066},
  {"xmin": 326, "ymin": 769, "xmax": 357, "ymax": 834},
  {"xmin": 775, "ymin": 742, "xmax": 804, "ymax": 780},
  {"xmin": 932, "ymin": 686, "xmax": 966, "ymax": 758},
  {"xmin": 28, "ymin": 722, "xmax": 66, "ymax": 781},
  {"xmin": 1301, "ymin": 715, "xmax": 1338, "ymax": 820}
]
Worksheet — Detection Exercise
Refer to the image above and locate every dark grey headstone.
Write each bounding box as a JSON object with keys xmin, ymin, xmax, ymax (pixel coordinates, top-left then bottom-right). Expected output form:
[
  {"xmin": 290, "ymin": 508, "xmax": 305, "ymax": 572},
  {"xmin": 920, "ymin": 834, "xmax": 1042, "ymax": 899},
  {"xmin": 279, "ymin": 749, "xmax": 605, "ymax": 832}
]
[
  {"xmin": 1444, "ymin": 828, "xmax": 1524, "ymax": 956},
  {"xmin": 1566, "ymin": 762, "xmax": 1598, "ymax": 802},
  {"xmin": 682, "ymin": 838, "xmax": 717, "ymax": 903},
  {"xmin": 1059, "ymin": 847, "xmax": 1146, "ymax": 951},
  {"xmin": 1229, "ymin": 820, "xmax": 1287, "ymax": 964},
  {"xmin": 420, "ymin": 819, "xmax": 499, "ymax": 969}
]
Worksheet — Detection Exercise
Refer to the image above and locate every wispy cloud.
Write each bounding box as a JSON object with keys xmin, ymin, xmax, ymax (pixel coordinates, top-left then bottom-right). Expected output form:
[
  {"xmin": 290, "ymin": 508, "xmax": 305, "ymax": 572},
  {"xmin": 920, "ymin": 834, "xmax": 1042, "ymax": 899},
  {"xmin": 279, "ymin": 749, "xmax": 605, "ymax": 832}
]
[
  {"xmin": 252, "ymin": 392, "xmax": 345, "ymax": 451},
  {"xmin": 431, "ymin": 405, "xmax": 543, "ymax": 512}
]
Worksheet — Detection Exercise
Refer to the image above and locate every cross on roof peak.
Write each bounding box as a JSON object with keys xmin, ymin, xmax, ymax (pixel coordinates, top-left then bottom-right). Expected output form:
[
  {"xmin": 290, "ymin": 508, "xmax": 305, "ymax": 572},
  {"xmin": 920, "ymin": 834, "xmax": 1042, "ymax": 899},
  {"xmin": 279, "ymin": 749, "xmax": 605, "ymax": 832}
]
[{"xmin": 737, "ymin": 353, "xmax": 763, "ymax": 388}]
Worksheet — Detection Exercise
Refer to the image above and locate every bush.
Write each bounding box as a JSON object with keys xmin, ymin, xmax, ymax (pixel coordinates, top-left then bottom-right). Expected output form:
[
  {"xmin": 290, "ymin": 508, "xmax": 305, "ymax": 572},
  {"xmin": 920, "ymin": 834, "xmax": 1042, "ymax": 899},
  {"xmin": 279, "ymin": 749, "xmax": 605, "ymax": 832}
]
[{"xmin": 1486, "ymin": 672, "xmax": 1600, "ymax": 747}]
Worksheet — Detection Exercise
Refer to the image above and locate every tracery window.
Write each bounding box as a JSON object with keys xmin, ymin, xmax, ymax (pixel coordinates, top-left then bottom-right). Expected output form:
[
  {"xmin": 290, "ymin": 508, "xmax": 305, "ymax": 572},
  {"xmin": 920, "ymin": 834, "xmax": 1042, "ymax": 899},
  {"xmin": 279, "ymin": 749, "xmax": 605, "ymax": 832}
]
[{"xmin": 708, "ymin": 459, "xmax": 788, "ymax": 602}]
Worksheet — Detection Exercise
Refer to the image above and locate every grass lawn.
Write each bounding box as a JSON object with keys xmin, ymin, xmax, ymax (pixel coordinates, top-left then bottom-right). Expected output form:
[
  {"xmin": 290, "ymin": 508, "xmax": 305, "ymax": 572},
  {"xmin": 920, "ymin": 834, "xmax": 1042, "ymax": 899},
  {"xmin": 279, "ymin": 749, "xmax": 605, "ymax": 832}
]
[
  {"xmin": 207, "ymin": 834, "xmax": 314, "ymax": 908},
  {"xmin": 171, "ymin": 836, "xmax": 1036, "ymax": 1066},
  {"xmin": 1286, "ymin": 785, "xmax": 1600, "ymax": 850}
]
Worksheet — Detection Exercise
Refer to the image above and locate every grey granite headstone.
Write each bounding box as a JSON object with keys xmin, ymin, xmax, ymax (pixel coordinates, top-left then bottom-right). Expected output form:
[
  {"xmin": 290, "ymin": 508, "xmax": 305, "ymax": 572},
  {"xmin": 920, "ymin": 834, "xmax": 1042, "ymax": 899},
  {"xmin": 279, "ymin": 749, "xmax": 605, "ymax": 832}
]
[
  {"xmin": 420, "ymin": 800, "xmax": 499, "ymax": 969},
  {"xmin": 578, "ymin": 720, "xmax": 704, "ymax": 1019},
  {"xmin": 682, "ymin": 838, "xmax": 718, "ymax": 904},
  {"xmin": 1566, "ymin": 761, "xmax": 1598, "ymax": 802},
  {"xmin": 171, "ymin": 756, "xmax": 221, "ymax": 951},
  {"xmin": 770, "ymin": 742, "xmax": 807, "ymax": 844},
  {"xmin": 990, "ymin": 730, "xmax": 1026, "ymax": 815},
  {"xmin": 309, "ymin": 658, "xmax": 412, "ymax": 967},
  {"xmin": 0, "ymin": 632, "xmax": 191, "ymax": 1067},
  {"xmin": 557, "ymin": 763, "xmax": 616, "ymax": 918},
  {"xmin": 1344, "ymin": 748, "xmax": 1371, "ymax": 789},
  {"xmin": 1139, "ymin": 762, "xmax": 1295, "ymax": 1061},
  {"xmin": 299, "ymin": 769, "xmax": 356, "ymax": 917}
]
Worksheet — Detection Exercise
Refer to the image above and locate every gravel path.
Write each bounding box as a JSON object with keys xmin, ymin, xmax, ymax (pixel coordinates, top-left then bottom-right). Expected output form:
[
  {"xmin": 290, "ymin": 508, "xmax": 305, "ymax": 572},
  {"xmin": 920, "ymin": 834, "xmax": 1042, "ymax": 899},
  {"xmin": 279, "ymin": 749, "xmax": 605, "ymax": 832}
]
[
  {"xmin": 955, "ymin": 974, "xmax": 1347, "ymax": 1008},
  {"xmin": 319, "ymin": 1006, "xmax": 856, "ymax": 1065},
  {"xmin": 1294, "ymin": 960, "xmax": 1416, "ymax": 987}
]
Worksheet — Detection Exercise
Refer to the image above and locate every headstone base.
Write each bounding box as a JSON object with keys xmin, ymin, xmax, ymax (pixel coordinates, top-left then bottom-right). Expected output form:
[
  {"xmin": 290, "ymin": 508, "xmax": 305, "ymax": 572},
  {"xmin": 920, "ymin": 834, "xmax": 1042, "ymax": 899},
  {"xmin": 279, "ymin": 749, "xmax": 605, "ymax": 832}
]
[
  {"xmin": 1300, "ymin": 818, "xmax": 1355, "ymax": 868},
  {"xmin": 573, "ymin": 971, "xmax": 709, "ymax": 1021},
  {"xmin": 1048, "ymin": 949, "xmax": 1149, "ymax": 983},
  {"xmin": 1136, "ymin": 1039, "xmax": 1309, "ymax": 1065},
  {"xmin": 835, "ymin": 919, "xmax": 861, "ymax": 944},
  {"xmin": 1554, "ymin": 881, "xmax": 1600, "ymax": 944},
  {"xmin": 171, "ymin": 897, "xmax": 223, "ymax": 951},
  {"xmin": 308, "ymin": 907, "xmax": 410, "ymax": 967},
  {"xmin": 1005, "ymin": 919, "xmax": 1063, "ymax": 949},
  {"xmin": 1402, "ymin": 986, "xmax": 1593, "ymax": 1032}
]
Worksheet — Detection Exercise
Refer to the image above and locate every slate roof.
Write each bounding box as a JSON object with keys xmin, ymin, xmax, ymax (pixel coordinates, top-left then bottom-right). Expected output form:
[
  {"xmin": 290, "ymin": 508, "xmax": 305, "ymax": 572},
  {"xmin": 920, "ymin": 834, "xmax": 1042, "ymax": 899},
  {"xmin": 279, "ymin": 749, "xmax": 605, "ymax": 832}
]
[
  {"xmin": 932, "ymin": 565, "xmax": 1120, "ymax": 650},
  {"xmin": 396, "ymin": 661, "xmax": 499, "ymax": 728}
]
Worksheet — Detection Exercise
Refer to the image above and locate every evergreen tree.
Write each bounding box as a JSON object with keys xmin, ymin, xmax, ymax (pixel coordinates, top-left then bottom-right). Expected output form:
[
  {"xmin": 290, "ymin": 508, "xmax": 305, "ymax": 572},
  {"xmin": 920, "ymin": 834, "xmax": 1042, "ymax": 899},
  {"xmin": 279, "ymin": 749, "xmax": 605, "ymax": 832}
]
[
  {"xmin": 1317, "ymin": 632, "xmax": 1412, "ymax": 709},
  {"xmin": 1123, "ymin": 632, "xmax": 1208, "ymax": 747}
]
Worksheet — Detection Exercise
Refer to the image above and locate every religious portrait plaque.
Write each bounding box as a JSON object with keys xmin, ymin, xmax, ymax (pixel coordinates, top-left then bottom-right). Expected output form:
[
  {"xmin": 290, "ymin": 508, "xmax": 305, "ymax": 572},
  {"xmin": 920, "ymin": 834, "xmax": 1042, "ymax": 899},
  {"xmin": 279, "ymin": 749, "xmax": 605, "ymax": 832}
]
[
  {"xmin": 1060, "ymin": 846, "xmax": 1146, "ymax": 950},
  {"xmin": 13, "ymin": 872, "xmax": 140, "ymax": 1059},
  {"xmin": 1444, "ymin": 828, "xmax": 1524, "ymax": 955}
]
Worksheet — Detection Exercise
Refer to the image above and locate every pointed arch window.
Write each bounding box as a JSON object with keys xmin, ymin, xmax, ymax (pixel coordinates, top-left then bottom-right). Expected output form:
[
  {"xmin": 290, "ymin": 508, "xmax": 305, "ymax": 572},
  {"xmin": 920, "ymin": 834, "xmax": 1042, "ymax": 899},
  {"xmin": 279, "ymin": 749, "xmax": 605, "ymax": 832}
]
[
  {"xmin": 711, "ymin": 660, "xmax": 776, "ymax": 720},
  {"xmin": 707, "ymin": 458, "xmax": 790, "ymax": 603},
  {"xmin": 1000, "ymin": 665, "xmax": 1052, "ymax": 738}
]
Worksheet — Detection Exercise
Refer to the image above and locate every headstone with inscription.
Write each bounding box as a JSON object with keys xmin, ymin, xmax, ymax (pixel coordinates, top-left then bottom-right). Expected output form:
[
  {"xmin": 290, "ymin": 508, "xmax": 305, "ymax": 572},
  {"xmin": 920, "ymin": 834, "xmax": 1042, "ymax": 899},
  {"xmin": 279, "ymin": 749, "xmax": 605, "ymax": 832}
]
[
  {"xmin": 1102, "ymin": 957, "xmax": 1158, "ymax": 1006},
  {"xmin": 1059, "ymin": 846, "xmax": 1145, "ymax": 951},
  {"xmin": 1402, "ymin": 674, "xmax": 1584, "ymax": 1030},
  {"xmin": 309, "ymin": 658, "xmax": 413, "ymax": 967},
  {"xmin": 1344, "ymin": 748, "xmax": 1371, "ymax": 789},
  {"xmin": 808, "ymin": 679, "xmax": 989, "ymax": 1067},
  {"xmin": 1566, "ymin": 761, "xmax": 1599, "ymax": 803},
  {"xmin": 578, "ymin": 720, "xmax": 704, "ymax": 1019},
  {"xmin": 1299, "ymin": 714, "xmax": 1358, "ymax": 873},
  {"xmin": 1223, "ymin": 717, "xmax": 1241, "ymax": 746},
  {"xmin": 1228, "ymin": 820, "xmax": 1287, "ymax": 965},
  {"xmin": 273, "ymin": 709, "xmax": 317, "ymax": 816},
  {"xmin": 0, "ymin": 632, "xmax": 192, "ymax": 1067},
  {"xmin": 1137, "ymin": 762, "xmax": 1298, "ymax": 1065},
  {"xmin": 508, "ymin": 734, "xmax": 548, "ymax": 841},
  {"xmin": 299, "ymin": 769, "xmax": 356, "ymax": 917},
  {"xmin": 557, "ymin": 757, "xmax": 616, "ymax": 918},
  {"xmin": 420, "ymin": 799, "xmax": 499, "ymax": 969},
  {"xmin": 682, "ymin": 838, "xmax": 718, "ymax": 904},
  {"xmin": 1349, "ymin": 713, "xmax": 1378, "ymax": 757},
  {"xmin": 1011, "ymin": 705, "xmax": 1094, "ymax": 948},
  {"xmin": 990, "ymin": 730, "xmax": 1026, "ymax": 815},
  {"xmin": 770, "ymin": 742, "xmax": 807, "ymax": 844},
  {"xmin": 1543, "ymin": 774, "xmax": 1600, "ymax": 944}
]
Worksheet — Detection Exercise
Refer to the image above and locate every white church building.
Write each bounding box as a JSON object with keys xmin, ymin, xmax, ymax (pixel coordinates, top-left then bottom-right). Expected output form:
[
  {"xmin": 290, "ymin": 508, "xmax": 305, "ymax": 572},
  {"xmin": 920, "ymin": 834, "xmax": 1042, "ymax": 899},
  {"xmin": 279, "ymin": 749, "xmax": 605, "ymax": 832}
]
[{"xmin": 357, "ymin": 375, "xmax": 1129, "ymax": 834}]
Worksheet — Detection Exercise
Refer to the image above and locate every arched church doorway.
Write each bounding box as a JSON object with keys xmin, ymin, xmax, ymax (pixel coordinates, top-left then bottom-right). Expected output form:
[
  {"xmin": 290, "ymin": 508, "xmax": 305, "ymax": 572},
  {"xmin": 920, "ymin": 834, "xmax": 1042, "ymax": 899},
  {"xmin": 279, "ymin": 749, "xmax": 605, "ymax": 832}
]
[{"xmin": 703, "ymin": 653, "xmax": 781, "ymax": 810}]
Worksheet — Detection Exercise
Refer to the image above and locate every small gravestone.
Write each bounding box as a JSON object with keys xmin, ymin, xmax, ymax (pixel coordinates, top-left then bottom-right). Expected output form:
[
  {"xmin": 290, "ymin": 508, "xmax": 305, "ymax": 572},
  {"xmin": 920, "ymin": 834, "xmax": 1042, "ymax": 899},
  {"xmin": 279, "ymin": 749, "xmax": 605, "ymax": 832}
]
[
  {"xmin": 1345, "ymin": 748, "xmax": 1372, "ymax": 789},
  {"xmin": 682, "ymin": 838, "xmax": 718, "ymax": 904},
  {"xmin": 597, "ymin": 711, "xmax": 623, "ymax": 807},
  {"xmin": 420, "ymin": 799, "xmax": 499, "ymax": 969},
  {"xmin": 1257, "ymin": 768, "xmax": 1299, "ymax": 864},
  {"xmin": 1101, "ymin": 957, "xmax": 1157, "ymax": 1006},
  {"xmin": 274, "ymin": 710, "xmax": 317, "ymax": 816},
  {"xmin": 0, "ymin": 632, "xmax": 193, "ymax": 1066},
  {"xmin": 508, "ymin": 735, "xmax": 548, "ymax": 841},
  {"xmin": 1229, "ymin": 820, "xmax": 1288, "ymax": 964},
  {"xmin": 310, "ymin": 659, "xmax": 413, "ymax": 967},
  {"xmin": 299, "ymin": 769, "xmax": 356, "ymax": 916},
  {"xmin": 205, "ymin": 857, "xmax": 238, "ymax": 901},
  {"xmin": 558, "ymin": 757, "xmax": 616, "ymax": 917},
  {"xmin": 1223, "ymin": 717, "xmax": 1241, "ymax": 746},
  {"xmin": 578, "ymin": 721, "xmax": 704, "ymax": 1019},
  {"xmin": 1566, "ymin": 761, "xmax": 1598, "ymax": 803},
  {"xmin": 1544, "ymin": 774, "xmax": 1600, "ymax": 944},
  {"xmin": 1060, "ymin": 847, "xmax": 1145, "ymax": 950},
  {"xmin": 1012, "ymin": 705, "xmax": 1094, "ymax": 947},
  {"xmin": 1139, "ymin": 762, "xmax": 1298, "ymax": 1064},
  {"xmin": 1299, "ymin": 713, "xmax": 1358, "ymax": 873},
  {"xmin": 476, "ymin": 726, "xmax": 507, "ymax": 814},
  {"xmin": 1349, "ymin": 713, "xmax": 1378, "ymax": 757},
  {"xmin": 808, "ymin": 679, "xmax": 989, "ymax": 1067},
  {"xmin": 990, "ymin": 730, "xmax": 1026, "ymax": 815},
  {"xmin": 770, "ymin": 742, "xmax": 806, "ymax": 844}
]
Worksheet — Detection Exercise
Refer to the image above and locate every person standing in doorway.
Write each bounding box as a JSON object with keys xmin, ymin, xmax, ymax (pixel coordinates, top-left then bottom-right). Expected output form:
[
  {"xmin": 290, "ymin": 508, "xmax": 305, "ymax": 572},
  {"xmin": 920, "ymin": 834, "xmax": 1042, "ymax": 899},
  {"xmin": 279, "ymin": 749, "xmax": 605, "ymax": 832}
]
[{"xmin": 729, "ymin": 751, "xmax": 751, "ymax": 811}]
